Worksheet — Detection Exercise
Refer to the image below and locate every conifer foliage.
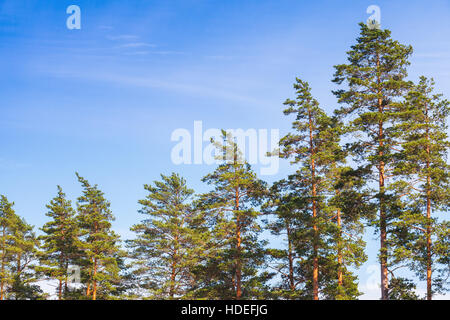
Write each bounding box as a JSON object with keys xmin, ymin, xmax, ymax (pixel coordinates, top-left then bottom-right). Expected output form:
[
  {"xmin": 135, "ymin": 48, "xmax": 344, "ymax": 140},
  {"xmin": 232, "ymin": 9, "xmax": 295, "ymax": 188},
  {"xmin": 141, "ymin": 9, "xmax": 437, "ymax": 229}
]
[
  {"xmin": 333, "ymin": 23, "xmax": 414, "ymax": 300},
  {"xmin": 0, "ymin": 195, "xmax": 41, "ymax": 300},
  {"xmin": 393, "ymin": 77, "xmax": 450, "ymax": 299},
  {"xmin": 194, "ymin": 131, "xmax": 270, "ymax": 300},
  {"xmin": 75, "ymin": 173, "xmax": 123, "ymax": 300},
  {"xmin": 128, "ymin": 173, "xmax": 208, "ymax": 299},
  {"xmin": 38, "ymin": 186, "xmax": 79, "ymax": 300},
  {"xmin": 0, "ymin": 22, "xmax": 448, "ymax": 301}
]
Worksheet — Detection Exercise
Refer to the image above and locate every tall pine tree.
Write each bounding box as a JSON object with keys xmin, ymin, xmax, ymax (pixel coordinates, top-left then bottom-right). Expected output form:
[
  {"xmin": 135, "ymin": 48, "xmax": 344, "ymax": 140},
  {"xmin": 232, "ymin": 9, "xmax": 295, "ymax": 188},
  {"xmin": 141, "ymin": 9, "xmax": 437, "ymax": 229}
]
[
  {"xmin": 37, "ymin": 186, "xmax": 79, "ymax": 300},
  {"xmin": 127, "ymin": 173, "xmax": 209, "ymax": 299},
  {"xmin": 393, "ymin": 76, "xmax": 450, "ymax": 299},
  {"xmin": 75, "ymin": 173, "xmax": 123, "ymax": 300},
  {"xmin": 0, "ymin": 195, "xmax": 42, "ymax": 300},
  {"xmin": 333, "ymin": 23, "xmax": 413, "ymax": 299},
  {"xmin": 0, "ymin": 195, "xmax": 16, "ymax": 300},
  {"xmin": 194, "ymin": 131, "xmax": 270, "ymax": 300},
  {"xmin": 275, "ymin": 78, "xmax": 368, "ymax": 299}
]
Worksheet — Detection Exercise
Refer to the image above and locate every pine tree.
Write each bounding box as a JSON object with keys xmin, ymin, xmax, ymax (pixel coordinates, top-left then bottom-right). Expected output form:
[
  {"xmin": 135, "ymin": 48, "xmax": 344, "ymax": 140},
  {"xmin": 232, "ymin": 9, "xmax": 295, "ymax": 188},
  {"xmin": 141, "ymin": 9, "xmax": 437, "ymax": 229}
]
[
  {"xmin": 392, "ymin": 76, "xmax": 450, "ymax": 299},
  {"xmin": 127, "ymin": 173, "xmax": 208, "ymax": 299},
  {"xmin": 75, "ymin": 173, "xmax": 123, "ymax": 300},
  {"xmin": 0, "ymin": 195, "xmax": 16, "ymax": 300},
  {"xmin": 263, "ymin": 180, "xmax": 305, "ymax": 299},
  {"xmin": 8, "ymin": 216, "xmax": 41, "ymax": 300},
  {"xmin": 37, "ymin": 186, "xmax": 79, "ymax": 300},
  {"xmin": 387, "ymin": 277, "xmax": 419, "ymax": 300},
  {"xmin": 273, "ymin": 78, "xmax": 369, "ymax": 299},
  {"xmin": 332, "ymin": 23, "xmax": 413, "ymax": 299},
  {"xmin": 0, "ymin": 195, "xmax": 42, "ymax": 300},
  {"xmin": 278, "ymin": 78, "xmax": 337, "ymax": 299},
  {"xmin": 194, "ymin": 131, "xmax": 270, "ymax": 300},
  {"xmin": 326, "ymin": 164, "xmax": 372, "ymax": 299}
]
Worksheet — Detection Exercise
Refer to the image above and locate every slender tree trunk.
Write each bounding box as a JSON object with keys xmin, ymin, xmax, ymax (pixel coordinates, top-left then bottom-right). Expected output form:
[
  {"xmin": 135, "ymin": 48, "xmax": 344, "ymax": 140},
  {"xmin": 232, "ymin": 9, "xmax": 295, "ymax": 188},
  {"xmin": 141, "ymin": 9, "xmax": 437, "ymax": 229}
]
[
  {"xmin": 235, "ymin": 187, "xmax": 242, "ymax": 300},
  {"xmin": 337, "ymin": 209, "xmax": 343, "ymax": 288},
  {"xmin": 379, "ymin": 114, "xmax": 389, "ymax": 300},
  {"xmin": 308, "ymin": 110, "xmax": 319, "ymax": 300},
  {"xmin": 59, "ymin": 251, "xmax": 64, "ymax": 300},
  {"xmin": 64, "ymin": 266, "xmax": 69, "ymax": 297},
  {"xmin": 376, "ymin": 53, "xmax": 389, "ymax": 300},
  {"xmin": 426, "ymin": 182, "xmax": 432, "ymax": 300},
  {"xmin": 169, "ymin": 235, "xmax": 179, "ymax": 299},
  {"xmin": 425, "ymin": 107, "xmax": 433, "ymax": 300},
  {"xmin": 91, "ymin": 221, "xmax": 99, "ymax": 300},
  {"xmin": 64, "ymin": 278, "xmax": 68, "ymax": 297},
  {"xmin": 287, "ymin": 222, "xmax": 295, "ymax": 291},
  {"xmin": 169, "ymin": 263, "xmax": 176, "ymax": 298},
  {"xmin": 86, "ymin": 259, "xmax": 92, "ymax": 297},
  {"xmin": 92, "ymin": 258, "xmax": 98, "ymax": 300},
  {"xmin": 58, "ymin": 279, "xmax": 63, "ymax": 300},
  {"xmin": 1, "ymin": 227, "xmax": 5, "ymax": 300}
]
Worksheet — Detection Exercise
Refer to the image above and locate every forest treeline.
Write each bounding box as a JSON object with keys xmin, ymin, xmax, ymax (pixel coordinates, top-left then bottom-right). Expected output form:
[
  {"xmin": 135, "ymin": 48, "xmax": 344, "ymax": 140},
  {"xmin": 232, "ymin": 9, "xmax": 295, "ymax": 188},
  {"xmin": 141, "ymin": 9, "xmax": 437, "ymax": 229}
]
[{"xmin": 1, "ymin": 23, "xmax": 449, "ymax": 300}]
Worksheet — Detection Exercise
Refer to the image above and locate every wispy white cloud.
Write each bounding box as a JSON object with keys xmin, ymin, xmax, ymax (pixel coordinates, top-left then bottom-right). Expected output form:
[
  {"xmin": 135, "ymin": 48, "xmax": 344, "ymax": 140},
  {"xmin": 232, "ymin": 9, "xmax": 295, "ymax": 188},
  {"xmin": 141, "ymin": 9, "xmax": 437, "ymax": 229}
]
[
  {"xmin": 107, "ymin": 34, "xmax": 140, "ymax": 41},
  {"xmin": 121, "ymin": 50, "xmax": 185, "ymax": 56},
  {"xmin": 44, "ymin": 68, "xmax": 264, "ymax": 106},
  {"xmin": 117, "ymin": 42, "xmax": 157, "ymax": 49},
  {"xmin": 204, "ymin": 55, "xmax": 234, "ymax": 61},
  {"xmin": 122, "ymin": 51, "xmax": 152, "ymax": 56},
  {"xmin": 151, "ymin": 50, "xmax": 185, "ymax": 55}
]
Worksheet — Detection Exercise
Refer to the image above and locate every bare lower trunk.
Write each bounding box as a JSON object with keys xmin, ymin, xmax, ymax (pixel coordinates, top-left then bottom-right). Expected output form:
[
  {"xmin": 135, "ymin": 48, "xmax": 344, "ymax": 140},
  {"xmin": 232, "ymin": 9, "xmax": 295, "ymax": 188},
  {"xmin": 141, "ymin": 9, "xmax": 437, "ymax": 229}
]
[
  {"xmin": 287, "ymin": 222, "xmax": 295, "ymax": 291},
  {"xmin": 59, "ymin": 279, "xmax": 63, "ymax": 300},
  {"xmin": 92, "ymin": 258, "xmax": 98, "ymax": 300},
  {"xmin": 86, "ymin": 266, "xmax": 92, "ymax": 297},
  {"xmin": 425, "ymin": 112, "xmax": 432, "ymax": 300},
  {"xmin": 235, "ymin": 187, "xmax": 242, "ymax": 300},
  {"xmin": 1, "ymin": 227, "xmax": 5, "ymax": 300},
  {"xmin": 426, "ymin": 195, "xmax": 432, "ymax": 300},
  {"xmin": 236, "ymin": 217, "xmax": 242, "ymax": 300},
  {"xmin": 337, "ymin": 209, "xmax": 343, "ymax": 288},
  {"xmin": 379, "ymin": 126, "xmax": 389, "ymax": 300},
  {"xmin": 169, "ymin": 237, "xmax": 178, "ymax": 299}
]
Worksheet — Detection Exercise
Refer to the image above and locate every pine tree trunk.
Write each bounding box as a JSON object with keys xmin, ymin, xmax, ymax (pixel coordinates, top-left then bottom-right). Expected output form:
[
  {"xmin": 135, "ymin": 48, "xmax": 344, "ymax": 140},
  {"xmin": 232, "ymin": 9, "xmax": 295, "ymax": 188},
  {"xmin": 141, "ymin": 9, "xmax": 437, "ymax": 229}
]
[
  {"xmin": 425, "ymin": 107, "xmax": 433, "ymax": 300},
  {"xmin": 170, "ymin": 263, "xmax": 176, "ymax": 298},
  {"xmin": 337, "ymin": 209, "xmax": 343, "ymax": 288},
  {"xmin": 235, "ymin": 187, "xmax": 242, "ymax": 300},
  {"xmin": 426, "ymin": 186, "xmax": 432, "ymax": 300},
  {"xmin": 287, "ymin": 222, "xmax": 295, "ymax": 291},
  {"xmin": 59, "ymin": 279, "xmax": 63, "ymax": 300},
  {"xmin": 59, "ymin": 251, "xmax": 64, "ymax": 300},
  {"xmin": 64, "ymin": 272, "xmax": 68, "ymax": 299},
  {"xmin": 379, "ymin": 117, "xmax": 389, "ymax": 300},
  {"xmin": 169, "ymin": 235, "xmax": 178, "ymax": 299},
  {"xmin": 86, "ymin": 264, "xmax": 92, "ymax": 297},
  {"xmin": 1, "ymin": 227, "xmax": 5, "ymax": 300},
  {"xmin": 376, "ymin": 53, "xmax": 389, "ymax": 300},
  {"xmin": 92, "ymin": 258, "xmax": 98, "ymax": 300},
  {"xmin": 236, "ymin": 222, "xmax": 242, "ymax": 300},
  {"xmin": 308, "ymin": 110, "xmax": 319, "ymax": 300}
]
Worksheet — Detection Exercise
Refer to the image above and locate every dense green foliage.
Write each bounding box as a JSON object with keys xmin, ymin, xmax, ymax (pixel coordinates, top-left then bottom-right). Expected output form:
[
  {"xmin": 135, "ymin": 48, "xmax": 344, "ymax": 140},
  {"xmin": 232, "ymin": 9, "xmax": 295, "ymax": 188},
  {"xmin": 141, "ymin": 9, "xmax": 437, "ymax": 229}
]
[
  {"xmin": 0, "ymin": 23, "xmax": 448, "ymax": 300},
  {"xmin": 127, "ymin": 173, "xmax": 209, "ymax": 299}
]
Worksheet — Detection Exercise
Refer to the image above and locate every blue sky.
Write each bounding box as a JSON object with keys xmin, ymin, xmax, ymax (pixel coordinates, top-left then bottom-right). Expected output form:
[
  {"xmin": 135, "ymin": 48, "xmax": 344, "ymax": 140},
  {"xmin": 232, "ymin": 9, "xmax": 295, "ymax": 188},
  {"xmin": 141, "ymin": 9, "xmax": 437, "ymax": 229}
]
[{"xmin": 1, "ymin": 0, "xmax": 449, "ymax": 299}]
